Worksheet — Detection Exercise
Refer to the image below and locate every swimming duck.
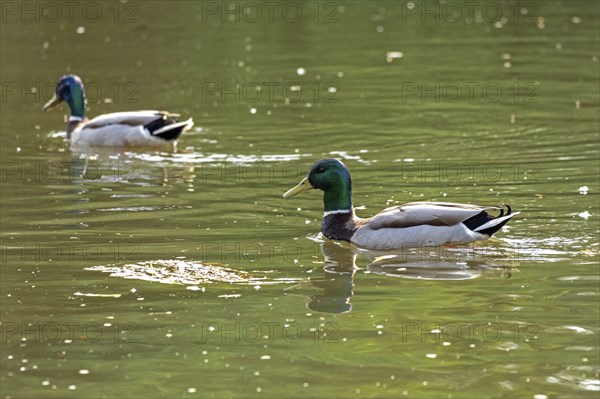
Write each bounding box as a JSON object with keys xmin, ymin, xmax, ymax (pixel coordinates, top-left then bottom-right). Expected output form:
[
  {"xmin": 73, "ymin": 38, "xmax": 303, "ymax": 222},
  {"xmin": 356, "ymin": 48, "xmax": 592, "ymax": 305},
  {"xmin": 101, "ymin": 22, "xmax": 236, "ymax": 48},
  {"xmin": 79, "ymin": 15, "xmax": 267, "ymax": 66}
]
[
  {"xmin": 283, "ymin": 159, "xmax": 518, "ymax": 250},
  {"xmin": 43, "ymin": 75, "xmax": 193, "ymax": 147}
]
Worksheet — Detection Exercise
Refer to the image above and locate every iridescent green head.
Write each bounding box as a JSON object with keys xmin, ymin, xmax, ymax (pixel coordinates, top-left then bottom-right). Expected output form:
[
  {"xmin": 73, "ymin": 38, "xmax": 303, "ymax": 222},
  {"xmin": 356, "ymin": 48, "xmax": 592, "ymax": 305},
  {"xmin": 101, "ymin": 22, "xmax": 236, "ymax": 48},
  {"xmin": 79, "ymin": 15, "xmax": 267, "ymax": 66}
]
[
  {"xmin": 283, "ymin": 159, "xmax": 353, "ymax": 212},
  {"xmin": 43, "ymin": 74, "xmax": 86, "ymax": 118}
]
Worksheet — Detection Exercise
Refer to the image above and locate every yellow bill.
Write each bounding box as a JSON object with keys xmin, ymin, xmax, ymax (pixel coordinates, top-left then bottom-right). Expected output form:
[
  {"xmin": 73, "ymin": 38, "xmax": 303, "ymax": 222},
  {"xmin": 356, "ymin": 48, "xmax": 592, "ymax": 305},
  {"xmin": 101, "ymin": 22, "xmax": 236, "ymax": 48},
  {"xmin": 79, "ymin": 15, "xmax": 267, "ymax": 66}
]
[
  {"xmin": 283, "ymin": 177, "xmax": 313, "ymax": 198},
  {"xmin": 43, "ymin": 94, "xmax": 61, "ymax": 111}
]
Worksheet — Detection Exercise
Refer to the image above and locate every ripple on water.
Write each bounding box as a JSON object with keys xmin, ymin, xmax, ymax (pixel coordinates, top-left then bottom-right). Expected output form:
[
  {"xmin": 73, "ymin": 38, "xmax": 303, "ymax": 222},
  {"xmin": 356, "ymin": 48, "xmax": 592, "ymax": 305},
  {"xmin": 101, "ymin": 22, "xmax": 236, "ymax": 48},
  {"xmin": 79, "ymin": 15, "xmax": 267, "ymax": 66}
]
[
  {"xmin": 328, "ymin": 150, "xmax": 374, "ymax": 164},
  {"xmin": 127, "ymin": 152, "xmax": 308, "ymax": 165},
  {"xmin": 557, "ymin": 275, "xmax": 600, "ymax": 281},
  {"xmin": 547, "ymin": 367, "xmax": 600, "ymax": 392},
  {"xmin": 544, "ymin": 325, "xmax": 596, "ymax": 335},
  {"xmin": 501, "ymin": 237, "xmax": 588, "ymax": 261},
  {"xmin": 97, "ymin": 206, "xmax": 162, "ymax": 212}
]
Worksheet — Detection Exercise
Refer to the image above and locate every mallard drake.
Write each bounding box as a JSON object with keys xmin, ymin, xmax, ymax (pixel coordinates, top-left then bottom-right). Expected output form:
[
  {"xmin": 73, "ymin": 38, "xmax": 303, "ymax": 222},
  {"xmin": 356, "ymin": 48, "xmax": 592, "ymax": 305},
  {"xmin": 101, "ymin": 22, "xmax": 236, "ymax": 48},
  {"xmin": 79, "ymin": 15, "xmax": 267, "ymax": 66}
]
[
  {"xmin": 283, "ymin": 159, "xmax": 519, "ymax": 250},
  {"xmin": 43, "ymin": 75, "xmax": 193, "ymax": 147}
]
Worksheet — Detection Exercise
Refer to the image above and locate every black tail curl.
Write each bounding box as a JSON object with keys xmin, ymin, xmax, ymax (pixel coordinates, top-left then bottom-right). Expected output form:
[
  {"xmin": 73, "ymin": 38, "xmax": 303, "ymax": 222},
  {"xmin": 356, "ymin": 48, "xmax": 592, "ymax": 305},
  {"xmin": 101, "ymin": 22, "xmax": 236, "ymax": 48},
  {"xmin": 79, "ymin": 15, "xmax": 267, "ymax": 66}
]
[
  {"xmin": 462, "ymin": 205, "xmax": 514, "ymax": 236},
  {"xmin": 144, "ymin": 116, "xmax": 185, "ymax": 141}
]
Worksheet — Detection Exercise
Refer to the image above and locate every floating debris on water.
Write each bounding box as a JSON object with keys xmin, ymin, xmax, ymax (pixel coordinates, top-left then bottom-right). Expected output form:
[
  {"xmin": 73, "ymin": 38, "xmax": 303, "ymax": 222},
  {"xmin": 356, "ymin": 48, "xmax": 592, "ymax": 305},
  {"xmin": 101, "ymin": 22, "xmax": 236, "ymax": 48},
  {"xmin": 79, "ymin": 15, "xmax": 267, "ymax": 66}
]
[
  {"xmin": 73, "ymin": 292, "xmax": 122, "ymax": 298},
  {"xmin": 578, "ymin": 211, "xmax": 591, "ymax": 219},
  {"xmin": 87, "ymin": 260, "xmax": 303, "ymax": 287},
  {"xmin": 86, "ymin": 260, "xmax": 251, "ymax": 285},
  {"xmin": 386, "ymin": 51, "xmax": 403, "ymax": 63}
]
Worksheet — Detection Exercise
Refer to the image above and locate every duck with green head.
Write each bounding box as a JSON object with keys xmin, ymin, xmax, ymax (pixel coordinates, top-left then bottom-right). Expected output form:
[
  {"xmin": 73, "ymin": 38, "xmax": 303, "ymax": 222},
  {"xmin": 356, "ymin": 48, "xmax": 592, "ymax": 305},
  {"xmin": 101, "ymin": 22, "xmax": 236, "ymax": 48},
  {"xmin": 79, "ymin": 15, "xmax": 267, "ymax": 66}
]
[
  {"xmin": 43, "ymin": 75, "xmax": 193, "ymax": 147},
  {"xmin": 283, "ymin": 159, "xmax": 518, "ymax": 250}
]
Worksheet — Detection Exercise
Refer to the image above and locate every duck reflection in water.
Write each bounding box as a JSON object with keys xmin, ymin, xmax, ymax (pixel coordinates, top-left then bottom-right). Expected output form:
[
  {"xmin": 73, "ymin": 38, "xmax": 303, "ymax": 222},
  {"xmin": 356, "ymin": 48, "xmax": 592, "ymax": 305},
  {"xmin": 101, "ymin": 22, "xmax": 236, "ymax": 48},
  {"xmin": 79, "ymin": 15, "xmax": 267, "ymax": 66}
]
[{"xmin": 287, "ymin": 239, "xmax": 514, "ymax": 314}]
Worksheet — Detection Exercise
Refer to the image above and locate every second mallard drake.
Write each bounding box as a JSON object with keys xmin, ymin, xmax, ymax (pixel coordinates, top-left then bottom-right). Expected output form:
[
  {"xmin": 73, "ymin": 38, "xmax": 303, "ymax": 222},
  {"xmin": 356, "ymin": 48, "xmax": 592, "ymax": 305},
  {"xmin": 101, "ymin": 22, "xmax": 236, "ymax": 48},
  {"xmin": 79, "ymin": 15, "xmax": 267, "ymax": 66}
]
[
  {"xmin": 43, "ymin": 75, "xmax": 194, "ymax": 147},
  {"xmin": 283, "ymin": 159, "xmax": 518, "ymax": 250}
]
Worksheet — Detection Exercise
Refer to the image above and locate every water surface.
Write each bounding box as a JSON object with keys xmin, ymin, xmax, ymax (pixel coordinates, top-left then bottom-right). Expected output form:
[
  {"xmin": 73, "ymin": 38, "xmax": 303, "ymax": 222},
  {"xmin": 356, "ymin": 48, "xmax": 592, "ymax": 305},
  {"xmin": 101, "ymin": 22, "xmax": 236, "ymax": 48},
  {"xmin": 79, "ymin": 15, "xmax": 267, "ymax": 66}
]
[{"xmin": 1, "ymin": 1, "xmax": 599, "ymax": 398}]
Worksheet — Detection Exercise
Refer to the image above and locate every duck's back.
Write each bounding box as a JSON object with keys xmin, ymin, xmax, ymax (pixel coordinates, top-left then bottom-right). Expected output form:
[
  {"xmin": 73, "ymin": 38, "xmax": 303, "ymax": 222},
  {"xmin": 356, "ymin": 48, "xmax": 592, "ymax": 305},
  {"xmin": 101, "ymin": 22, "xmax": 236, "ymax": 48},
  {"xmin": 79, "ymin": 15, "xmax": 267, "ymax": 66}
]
[
  {"xmin": 84, "ymin": 111, "xmax": 166, "ymax": 127},
  {"xmin": 72, "ymin": 111, "xmax": 172, "ymax": 147}
]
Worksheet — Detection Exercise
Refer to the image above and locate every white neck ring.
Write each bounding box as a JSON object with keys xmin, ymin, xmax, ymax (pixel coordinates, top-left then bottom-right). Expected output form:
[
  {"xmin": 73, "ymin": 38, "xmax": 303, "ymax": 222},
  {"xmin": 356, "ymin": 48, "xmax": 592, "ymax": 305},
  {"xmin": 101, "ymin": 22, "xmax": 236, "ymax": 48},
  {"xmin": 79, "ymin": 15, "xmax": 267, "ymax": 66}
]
[{"xmin": 323, "ymin": 209, "xmax": 352, "ymax": 217}]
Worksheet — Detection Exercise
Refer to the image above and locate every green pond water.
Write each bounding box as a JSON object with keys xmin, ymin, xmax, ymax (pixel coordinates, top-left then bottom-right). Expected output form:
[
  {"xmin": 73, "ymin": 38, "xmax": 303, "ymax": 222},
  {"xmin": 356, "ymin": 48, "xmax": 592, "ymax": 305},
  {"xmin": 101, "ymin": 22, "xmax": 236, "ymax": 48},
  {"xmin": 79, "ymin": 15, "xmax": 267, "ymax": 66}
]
[{"xmin": 1, "ymin": 1, "xmax": 599, "ymax": 398}]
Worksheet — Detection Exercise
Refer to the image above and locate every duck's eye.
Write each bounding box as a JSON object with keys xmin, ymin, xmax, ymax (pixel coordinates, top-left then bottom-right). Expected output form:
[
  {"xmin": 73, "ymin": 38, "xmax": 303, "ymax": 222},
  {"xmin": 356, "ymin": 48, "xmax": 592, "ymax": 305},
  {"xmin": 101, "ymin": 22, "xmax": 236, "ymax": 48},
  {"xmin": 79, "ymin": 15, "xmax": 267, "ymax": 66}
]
[{"xmin": 316, "ymin": 167, "xmax": 325, "ymax": 173}]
